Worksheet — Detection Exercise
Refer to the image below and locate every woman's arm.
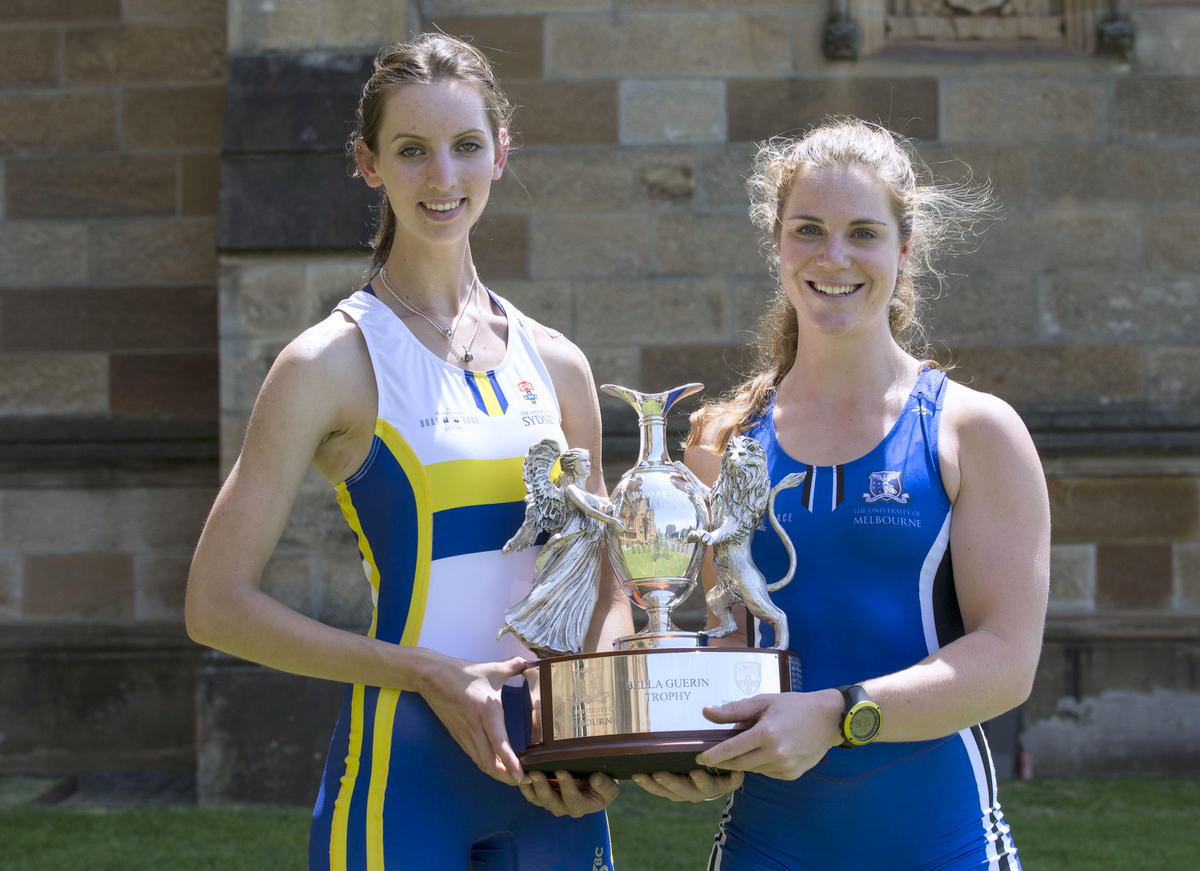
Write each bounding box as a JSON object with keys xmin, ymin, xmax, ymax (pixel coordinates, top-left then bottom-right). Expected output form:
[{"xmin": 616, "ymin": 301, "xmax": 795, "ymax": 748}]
[
  {"xmin": 185, "ymin": 315, "xmax": 530, "ymax": 785},
  {"xmin": 695, "ymin": 386, "xmax": 1050, "ymax": 779}
]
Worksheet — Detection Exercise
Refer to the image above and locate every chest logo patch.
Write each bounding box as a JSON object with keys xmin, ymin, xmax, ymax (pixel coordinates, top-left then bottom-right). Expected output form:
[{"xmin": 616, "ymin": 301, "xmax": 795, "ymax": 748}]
[
  {"xmin": 517, "ymin": 380, "xmax": 538, "ymax": 403},
  {"xmin": 863, "ymin": 470, "xmax": 911, "ymax": 505}
]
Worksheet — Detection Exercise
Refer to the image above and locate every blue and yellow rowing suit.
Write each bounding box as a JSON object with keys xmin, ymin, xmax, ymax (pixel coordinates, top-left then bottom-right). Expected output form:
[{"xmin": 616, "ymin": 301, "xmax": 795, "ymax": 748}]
[
  {"xmin": 710, "ymin": 366, "xmax": 1020, "ymax": 871},
  {"xmin": 308, "ymin": 286, "xmax": 613, "ymax": 871}
]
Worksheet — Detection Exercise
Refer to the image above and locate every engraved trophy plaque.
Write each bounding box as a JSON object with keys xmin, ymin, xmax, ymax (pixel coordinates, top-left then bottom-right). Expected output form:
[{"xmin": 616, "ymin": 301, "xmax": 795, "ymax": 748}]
[{"xmin": 501, "ymin": 384, "xmax": 804, "ymax": 778}]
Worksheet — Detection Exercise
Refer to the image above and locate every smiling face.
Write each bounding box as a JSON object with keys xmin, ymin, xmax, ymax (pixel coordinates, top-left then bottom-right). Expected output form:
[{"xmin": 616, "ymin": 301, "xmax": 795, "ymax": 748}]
[
  {"xmin": 354, "ymin": 80, "xmax": 508, "ymax": 253},
  {"xmin": 777, "ymin": 162, "xmax": 912, "ymax": 343}
]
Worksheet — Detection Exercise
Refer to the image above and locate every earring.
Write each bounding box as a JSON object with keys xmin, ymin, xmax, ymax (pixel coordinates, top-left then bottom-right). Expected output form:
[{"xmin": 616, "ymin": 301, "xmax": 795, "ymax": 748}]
[{"xmin": 897, "ymin": 267, "xmax": 904, "ymax": 277}]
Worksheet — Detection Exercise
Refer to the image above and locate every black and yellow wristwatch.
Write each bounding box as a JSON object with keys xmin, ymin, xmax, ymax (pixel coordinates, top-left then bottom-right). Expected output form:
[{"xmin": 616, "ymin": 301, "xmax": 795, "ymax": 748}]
[{"xmin": 837, "ymin": 685, "xmax": 882, "ymax": 748}]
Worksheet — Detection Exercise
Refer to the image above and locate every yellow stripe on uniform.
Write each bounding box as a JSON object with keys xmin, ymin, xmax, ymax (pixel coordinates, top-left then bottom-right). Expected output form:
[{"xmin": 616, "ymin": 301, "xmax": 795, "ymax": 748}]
[
  {"xmin": 473, "ymin": 370, "xmax": 504, "ymax": 417},
  {"xmin": 375, "ymin": 419, "xmax": 434, "ymax": 648},
  {"xmin": 366, "ymin": 688, "xmax": 400, "ymax": 871},
  {"xmin": 328, "ymin": 683, "xmax": 366, "ymax": 871},
  {"xmin": 334, "ymin": 486, "xmax": 381, "ymax": 640},
  {"xmin": 424, "ymin": 456, "xmax": 528, "ymax": 513}
]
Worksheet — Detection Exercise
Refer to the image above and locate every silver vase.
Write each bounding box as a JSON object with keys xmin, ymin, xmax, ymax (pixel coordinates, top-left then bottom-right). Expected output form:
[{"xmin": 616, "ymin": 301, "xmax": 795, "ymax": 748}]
[{"xmin": 601, "ymin": 383, "xmax": 710, "ymax": 650}]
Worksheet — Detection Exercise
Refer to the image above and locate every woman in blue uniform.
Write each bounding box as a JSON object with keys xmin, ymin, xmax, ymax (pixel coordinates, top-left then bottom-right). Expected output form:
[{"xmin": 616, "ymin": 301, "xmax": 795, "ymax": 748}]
[
  {"xmin": 634, "ymin": 120, "xmax": 1050, "ymax": 870},
  {"xmin": 185, "ymin": 34, "xmax": 627, "ymax": 870}
]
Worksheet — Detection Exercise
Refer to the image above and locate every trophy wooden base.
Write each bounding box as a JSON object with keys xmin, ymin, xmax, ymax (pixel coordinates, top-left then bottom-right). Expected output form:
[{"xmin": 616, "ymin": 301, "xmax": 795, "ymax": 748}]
[{"xmin": 518, "ymin": 647, "xmax": 800, "ymax": 778}]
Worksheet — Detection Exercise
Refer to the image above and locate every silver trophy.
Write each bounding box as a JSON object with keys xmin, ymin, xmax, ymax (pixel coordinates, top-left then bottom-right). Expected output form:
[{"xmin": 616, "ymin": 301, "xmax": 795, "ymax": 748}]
[{"xmin": 501, "ymin": 384, "xmax": 805, "ymax": 776}]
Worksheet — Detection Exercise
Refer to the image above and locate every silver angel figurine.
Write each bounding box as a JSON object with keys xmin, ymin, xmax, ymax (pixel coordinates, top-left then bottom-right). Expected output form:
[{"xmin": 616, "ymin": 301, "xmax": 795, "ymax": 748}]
[
  {"xmin": 685, "ymin": 436, "xmax": 805, "ymax": 650},
  {"xmin": 499, "ymin": 438, "xmax": 625, "ymax": 657}
]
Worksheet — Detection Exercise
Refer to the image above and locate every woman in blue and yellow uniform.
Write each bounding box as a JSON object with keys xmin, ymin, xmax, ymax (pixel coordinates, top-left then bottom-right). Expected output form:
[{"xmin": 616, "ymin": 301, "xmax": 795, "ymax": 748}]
[
  {"xmin": 185, "ymin": 34, "xmax": 628, "ymax": 870},
  {"xmin": 634, "ymin": 120, "xmax": 1050, "ymax": 871}
]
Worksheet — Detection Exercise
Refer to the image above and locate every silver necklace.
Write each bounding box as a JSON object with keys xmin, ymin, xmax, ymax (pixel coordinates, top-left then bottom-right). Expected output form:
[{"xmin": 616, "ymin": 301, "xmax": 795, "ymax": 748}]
[{"xmin": 378, "ymin": 267, "xmax": 482, "ymax": 364}]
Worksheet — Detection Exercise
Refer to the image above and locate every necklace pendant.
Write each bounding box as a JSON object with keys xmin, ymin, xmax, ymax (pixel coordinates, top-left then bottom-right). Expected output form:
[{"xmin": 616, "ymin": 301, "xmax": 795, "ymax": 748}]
[
  {"xmin": 441, "ymin": 327, "xmax": 452, "ymax": 338},
  {"xmin": 463, "ymin": 351, "xmax": 474, "ymax": 363}
]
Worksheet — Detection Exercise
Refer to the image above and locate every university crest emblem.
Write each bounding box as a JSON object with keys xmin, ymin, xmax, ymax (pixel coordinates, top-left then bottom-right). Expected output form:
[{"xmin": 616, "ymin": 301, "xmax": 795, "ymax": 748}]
[
  {"xmin": 517, "ymin": 380, "xmax": 538, "ymax": 403},
  {"xmin": 735, "ymin": 661, "xmax": 762, "ymax": 695},
  {"xmin": 863, "ymin": 470, "xmax": 910, "ymax": 504}
]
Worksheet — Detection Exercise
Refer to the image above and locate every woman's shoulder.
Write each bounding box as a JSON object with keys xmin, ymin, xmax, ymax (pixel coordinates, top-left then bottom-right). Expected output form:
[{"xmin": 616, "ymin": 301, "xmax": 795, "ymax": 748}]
[
  {"xmin": 938, "ymin": 374, "xmax": 1041, "ymax": 500},
  {"xmin": 940, "ymin": 375, "xmax": 1029, "ymax": 442}
]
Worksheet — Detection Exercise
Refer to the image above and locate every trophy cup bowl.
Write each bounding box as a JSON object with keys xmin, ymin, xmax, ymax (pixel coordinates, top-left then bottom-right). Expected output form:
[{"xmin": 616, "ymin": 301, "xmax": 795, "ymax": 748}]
[{"xmin": 505, "ymin": 383, "xmax": 803, "ymax": 778}]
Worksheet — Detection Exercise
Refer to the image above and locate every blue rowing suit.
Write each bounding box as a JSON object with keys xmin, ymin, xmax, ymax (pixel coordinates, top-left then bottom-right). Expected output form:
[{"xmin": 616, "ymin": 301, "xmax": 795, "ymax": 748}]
[
  {"xmin": 710, "ymin": 367, "xmax": 1020, "ymax": 871},
  {"xmin": 308, "ymin": 287, "xmax": 612, "ymax": 871}
]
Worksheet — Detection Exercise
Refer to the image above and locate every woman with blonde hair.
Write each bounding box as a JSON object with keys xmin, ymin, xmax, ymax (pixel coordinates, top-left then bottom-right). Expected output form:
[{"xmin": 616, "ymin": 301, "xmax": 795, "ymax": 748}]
[
  {"xmin": 634, "ymin": 119, "xmax": 1048, "ymax": 870},
  {"xmin": 186, "ymin": 33, "xmax": 626, "ymax": 870}
]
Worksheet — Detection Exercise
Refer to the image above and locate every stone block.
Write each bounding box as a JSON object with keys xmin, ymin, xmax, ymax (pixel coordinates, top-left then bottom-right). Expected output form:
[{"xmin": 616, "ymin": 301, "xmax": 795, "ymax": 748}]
[
  {"xmin": 423, "ymin": 0, "xmax": 609, "ymax": 13},
  {"xmin": 122, "ymin": 86, "xmax": 226, "ymax": 150},
  {"xmin": 277, "ymin": 483, "xmax": 358, "ymax": 554},
  {"xmin": 574, "ymin": 278, "xmax": 728, "ymax": 345},
  {"xmin": 472, "ymin": 214, "xmax": 529, "ymax": 280},
  {"xmin": 945, "ymin": 346, "xmax": 1142, "ymax": 404},
  {"xmin": 694, "ymin": 142, "xmax": 759, "ymax": 209},
  {"xmin": 305, "ymin": 257, "xmax": 372, "ymax": 326},
  {"xmin": 90, "ymin": 220, "xmax": 219, "ymax": 285},
  {"xmin": 1145, "ymin": 210, "xmax": 1200, "ymax": 271},
  {"xmin": 0, "ymin": 222, "xmax": 87, "ymax": 287},
  {"xmin": 324, "ymin": 0, "xmax": 389, "ymax": 47},
  {"xmin": 261, "ymin": 557, "xmax": 316, "ymax": 617},
  {"xmin": 230, "ymin": 263, "xmax": 306, "ymax": 336},
  {"xmin": 221, "ymin": 336, "xmax": 289, "ymax": 412},
  {"xmin": 0, "ymin": 625, "xmax": 201, "ymax": 773},
  {"xmin": 961, "ymin": 208, "xmax": 1140, "ymax": 273},
  {"xmin": 486, "ymin": 280, "xmax": 572, "ymax": 335},
  {"xmin": 504, "ymin": 81, "xmax": 618, "ymax": 146},
  {"xmin": 0, "ymin": 558, "xmax": 21, "ymax": 621},
  {"xmin": 219, "ymin": 155, "xmax": 375, "ymax": 250},
  {"xmin": 1096, "ymin": 544, "xmax": 1173, "ymax": 610},
  {"xmin": 1133, "ymin": 8, "xmax": 1200, "ymax": 76},
  {"xmin": 531, "ymin": 213, "xmax": 650, "ymax": 279},
  {"xmin": 228, "ymin": 0, "xmax": 321, "ymax": 51},
  {"xmin": 65, "ymin": 23, "xmax": 226, "ymax": 85},
  {"xmin": 654, "ymin": 211, "xmax": 765, "ymax": 275},
  {"xmin": 642, "ymin": 344, "xmax": 755, "ymax": 404},
  {"xmin": 1048, "ymin": 476, "xmax": 1200, "ymax": 544},
  {"xmin": 1029, "ymin": 144, "xmax": 1200, "ymax": 205},
  {"xmin": 1047, "ymin": 543, "xmax": 1094, "ymax": 613},
  {"xmin": 491, "ymin": 147, "xmax": 695, "ymax": 212},
  {"xmin": 0, "ymin": 286, "xmax": 218, "ymax": 352},
  {"xmin": 196, "ymin": 661, "xmax": 343, "ymax": 805},
  {"xmin": 181, "ymin": 153, "xmax": 222, "ymax": 217},
  {"xmin": 0, "ymin": 487, "xmax": 218, "ymax": 553},
  {"xmin": 0, "ymin": 28, "xmax": 59, "ymax": 88},
  {"xmin": 1043, "ymin": 273, "xmax": 1200, "ymax": 343},
  {"xmin": 318, "ymin": 556, "xmax": 374, "ymax": 631},
  {"xmin": 122, "ymin": 0, "xmax": 226, "ymax": 19},
  {"xmin": 925, "ymin": 272, "xmax": 1038, "ymax": 345},
  {"xmin": 0, "ymin": 354, "xmax": 107, "ymax": 415},
  {"xmin": 222, "ymin": 54, "xmax": 373, "ymax": 152},
  {"xmin": 134, "ymin": 555, "xmax": 191, "ymax": 621},
  {"xmin": 1116, "ymin": 77, "xmax": 1200, "ymax": 140},
  {"xmin": 0, "ymin": 92, "xmax": 117, "ymax": 154},
  {"xmin": 733, "ymin": 277, "xmax": 777, "ymax": 335},
  {"xmin": 110, "ymin": 352, "xmax": 220, "ymax": 417},
  {"xmin": 24, "ymin": 554, "xmax": 134, "ymax": 620},
  {"xmin": 547, "ymin": 13, "xmax": 791, "ymax": 79},
  {"xmin": 940, "ymin": 77, "xmax": 1107, "ymax": 143},
  {"xmin": 916, "ymin": 143, "xmax": 1029, "ymax": 210},
  {"xmin": 620, "ymin": 79, "xmax": 726, "ymax": 145},
  {"xmin": 1178, "ymin": 542, "xmax": 1200, "ymax": 609},
  {"xmin": 425, "ymin": 16, "xmax": 544, "ymax": 80},
  {"xmin": 1023, "ymin": 685, "xmax": 1200, "ymax": 778},
  {"xmin": 727, "ymin": 77, "xmax": 938, "ymax": 144},
  {"xmin": 6, "ymin": 155, "xmax": 177, "ymax": 220},
  {"xmin": 1146, "ymin": 347, "xmax": 1200, "ymax": 405},
  {"xmin": 0, "ymin": 0, "xmax": 120, "ymax": 23}
]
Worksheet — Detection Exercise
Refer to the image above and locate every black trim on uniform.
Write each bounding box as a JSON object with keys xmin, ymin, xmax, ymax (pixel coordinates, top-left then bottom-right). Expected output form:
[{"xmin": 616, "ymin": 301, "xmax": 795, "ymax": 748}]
[
  {"xmin": 932, "ymin": 544, "xmax": 964, "ymax": 649},
  {"xmin": 833, "ymin": 464, "xmax": 845, "ymax": 509},
  {"xmin": 801, "ymin": 464, "xmax": 815, "ymax": 511}
]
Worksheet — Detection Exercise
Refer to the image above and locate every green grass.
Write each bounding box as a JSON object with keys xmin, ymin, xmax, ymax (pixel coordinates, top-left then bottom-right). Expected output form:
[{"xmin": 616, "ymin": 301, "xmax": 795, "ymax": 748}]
[{"xmin": 0, "ymin": 779, "xmax": 1197, "ymax": 870}]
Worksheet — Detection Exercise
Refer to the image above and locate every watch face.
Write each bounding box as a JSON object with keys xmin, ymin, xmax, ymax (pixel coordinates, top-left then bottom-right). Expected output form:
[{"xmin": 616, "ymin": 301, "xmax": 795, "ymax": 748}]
[{"xmin": 848, "ymin": 707, "xmax": 880, "ymax": 742}]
